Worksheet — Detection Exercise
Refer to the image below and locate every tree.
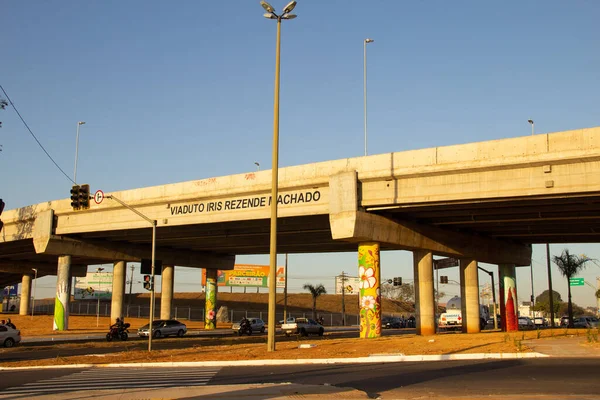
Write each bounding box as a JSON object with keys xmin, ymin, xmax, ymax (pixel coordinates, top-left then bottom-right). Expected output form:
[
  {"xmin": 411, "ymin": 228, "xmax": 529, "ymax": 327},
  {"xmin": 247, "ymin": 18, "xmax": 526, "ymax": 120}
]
[
  {"xmin": 596, "ymin": 289, "xmax": 600, "ymax": 300},
  {"xmin": 552, "ymin": 249, "xmax": 593, "ymax": 328},
  {"xmin": 303, "ymin": 283, "xmax": 327, "ymax": 320},
  {"xmin": 535, "ymin": 290, "xmax": 563, "ymax": 305}
]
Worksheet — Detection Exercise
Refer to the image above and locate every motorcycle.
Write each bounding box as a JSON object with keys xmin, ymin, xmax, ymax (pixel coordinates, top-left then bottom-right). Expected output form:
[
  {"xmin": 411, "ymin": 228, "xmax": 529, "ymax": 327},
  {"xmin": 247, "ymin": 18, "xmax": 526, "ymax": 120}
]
[
  {"xmin": 238, "ymin": 319, "xmax": 252, "ymax": 336},
  {"xmin": 106, "ymin": 322, "xmax": 130, "ymax": 341}
]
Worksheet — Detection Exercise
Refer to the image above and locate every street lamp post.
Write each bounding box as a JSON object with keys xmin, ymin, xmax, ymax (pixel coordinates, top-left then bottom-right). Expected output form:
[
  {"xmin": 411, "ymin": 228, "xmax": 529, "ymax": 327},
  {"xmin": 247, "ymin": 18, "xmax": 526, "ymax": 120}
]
[
  {"xmin": 260, "ymin": 0, "xmax": 297, "ymax": 352},
  {"xmin": 96, "ymin": 267, "xmax": 104, "ymax": 327},
  {"xmin": 364, "ymin": 38, "xmax": 374, "ymax": 156},
  {"xmin": 528, "ymin": 119, "xmax": 534, "ymax": 136},
  {"xmin": 254, "ymin": 162, "xmax": 260, "ymax": 171},
  {"xmin": 31, "ymin": 268, "xmax": 37, "ymax": 318},
  {"xmin": 74, "ymin": 121, "xmax": 86, "ymax": 184}
]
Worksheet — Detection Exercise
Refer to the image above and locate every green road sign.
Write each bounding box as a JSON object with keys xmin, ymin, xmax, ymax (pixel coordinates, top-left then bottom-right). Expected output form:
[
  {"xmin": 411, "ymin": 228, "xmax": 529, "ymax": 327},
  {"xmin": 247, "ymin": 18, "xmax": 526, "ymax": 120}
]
[{"xmin": 569, "ymin": 277, "xmax": 584, "ymax": 286}]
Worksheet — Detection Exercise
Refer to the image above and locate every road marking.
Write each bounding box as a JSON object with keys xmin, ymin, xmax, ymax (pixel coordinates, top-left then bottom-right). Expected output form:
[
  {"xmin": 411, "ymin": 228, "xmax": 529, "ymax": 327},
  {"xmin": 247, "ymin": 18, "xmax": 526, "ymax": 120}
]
[{"xmin": 0, "ymin": 367, "xmax": 220, "ymax": 396}]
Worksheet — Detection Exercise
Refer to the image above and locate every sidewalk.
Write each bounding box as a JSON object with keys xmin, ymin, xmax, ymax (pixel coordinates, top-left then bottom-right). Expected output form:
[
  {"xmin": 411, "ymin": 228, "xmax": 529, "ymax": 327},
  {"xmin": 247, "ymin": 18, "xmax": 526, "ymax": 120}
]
[{"xmin": 523, "ymin": 335, "xmax": 600, "ymax": 357}]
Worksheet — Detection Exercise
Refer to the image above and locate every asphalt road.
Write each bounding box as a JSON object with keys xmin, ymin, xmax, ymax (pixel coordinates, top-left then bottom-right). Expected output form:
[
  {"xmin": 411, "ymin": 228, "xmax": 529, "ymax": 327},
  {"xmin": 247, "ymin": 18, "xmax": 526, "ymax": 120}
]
[
  {"xmin": 0, "ymin": 328, "xmax": 412, "ymax": 363},
  {"xmin": 0, "ymin": 359, "xmax": 599, "ymax": 398}
]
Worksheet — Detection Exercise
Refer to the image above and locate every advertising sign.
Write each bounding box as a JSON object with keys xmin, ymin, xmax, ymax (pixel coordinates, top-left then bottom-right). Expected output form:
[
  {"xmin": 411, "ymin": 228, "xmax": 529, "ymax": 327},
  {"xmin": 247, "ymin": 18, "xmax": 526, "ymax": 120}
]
[
  {"xmin": 202, "ymin": 264, "xmax": 285, "ymax": 288},
  {"xmin": 334, "ymin": 276, "xmax": 360, "ymax": 294},
  {"xmin": 2, "ymin": 285, "xmax": 18, "ymax": 297},
  {"xmin": 74, "ymin": 272, "xmax": 113, "ymax": 300}
]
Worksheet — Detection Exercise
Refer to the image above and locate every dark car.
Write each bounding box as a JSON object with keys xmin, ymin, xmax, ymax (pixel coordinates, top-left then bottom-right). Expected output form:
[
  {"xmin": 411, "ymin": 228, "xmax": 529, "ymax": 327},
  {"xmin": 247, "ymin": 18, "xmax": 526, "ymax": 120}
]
[{"xmin": 382, "ymin": 317, "xmax": 402, "ymax": 329}]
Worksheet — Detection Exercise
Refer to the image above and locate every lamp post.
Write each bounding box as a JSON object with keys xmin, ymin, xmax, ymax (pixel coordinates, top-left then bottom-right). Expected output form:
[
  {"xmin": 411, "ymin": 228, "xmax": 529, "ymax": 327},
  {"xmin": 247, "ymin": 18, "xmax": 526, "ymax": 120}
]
[
  {"xmin": 31, "ymin": 268, "xmax": 37, "ymax": 318},
  {"xmin": 254, "ymin": 162, "xmax": 260, "ymax": 171},
  {"xmin": 364, "ymin": 38, "xmax": 374, "ymax": 156},
  {"xmin": 528, "ymin": 119, "xmax": 534, "ymax": 136},
  {"xmin": 260, "ymin": 0, "xmax": 297, "ymax": 352},
  {"xmin": 74, "ymin": 121, "xmax": 86, "ymax": 184},
  {"xmin": 96, "ymin": 267, "xmax": 104, "ymax": 327}
]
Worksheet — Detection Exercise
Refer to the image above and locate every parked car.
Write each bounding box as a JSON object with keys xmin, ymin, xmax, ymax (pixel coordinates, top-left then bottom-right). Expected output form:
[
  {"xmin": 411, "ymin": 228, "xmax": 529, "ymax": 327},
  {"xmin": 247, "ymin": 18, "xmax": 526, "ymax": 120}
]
[
  {"xmin": 560, "ymin": 316, "xmax": 570, "ymax": 327},
  {"xmin": 518, "ymin": 316, "xmax": 534, "ymax": 329},
  {"xmin": 0, "ymin": 324, "xmax": 21, "ymax": 348},
  {"xmin": 573, "ymin": 316, "xmax": 599, "ymax": 328},
  {"xmin": 382, "ymin": 317, "xmax": 402, "ymax": 329},
  {"xmin": 533, "ymin": 317, "xmax": 548, "ymax": 327},
  {"xmin": 137, "ymin": 319, "xmax": 187, "ymax": 338},
  {"xmin": 232, "ymin": 318, "xmax": 265, "ymax": 334}
]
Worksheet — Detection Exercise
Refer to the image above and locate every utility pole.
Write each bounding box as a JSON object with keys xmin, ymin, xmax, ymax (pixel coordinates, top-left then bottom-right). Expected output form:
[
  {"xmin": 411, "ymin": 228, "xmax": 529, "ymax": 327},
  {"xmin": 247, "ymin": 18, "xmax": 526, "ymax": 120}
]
[
  {"xmin": 283, "ymin": 253, "xmax": 288, "ymax": 322},
  {"xmin": 127, "ymin": 264, "xmax": 134, "ymax": 307},
  {"xmin": 340, "ymin": 271, "xmax": 346, "ymax": 326},
  {"xmin": 546, "ymin": 243, "xmax": 555, "ymax": 327}
]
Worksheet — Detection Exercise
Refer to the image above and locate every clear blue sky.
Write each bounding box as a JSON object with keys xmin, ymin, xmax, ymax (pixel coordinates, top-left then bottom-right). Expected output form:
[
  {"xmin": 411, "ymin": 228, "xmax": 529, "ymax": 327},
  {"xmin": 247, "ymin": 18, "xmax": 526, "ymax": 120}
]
[{"xmin": 2, "ymin": 1, "xmax": 599, "ymax": 308}]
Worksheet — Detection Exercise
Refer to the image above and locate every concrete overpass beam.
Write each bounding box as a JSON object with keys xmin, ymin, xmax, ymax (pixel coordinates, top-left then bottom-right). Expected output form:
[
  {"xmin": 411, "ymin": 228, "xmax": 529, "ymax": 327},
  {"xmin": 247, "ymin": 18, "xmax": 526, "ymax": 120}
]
[
  {"xmin": 53, "ymin": 255, "xmax": 71, "ymax": 331},
  {"xmin": 499, "ymin": 264, "xmax": 518, "ymax": 332},
  {"xmin": 358, "ymin": 242, "xmax": 381, "ymax": 338},
  {"xmin": 460, "ymin": 259, "xmax": 481, "ymax": 333},
  {"xmin": 161, "ymin": 265, "xmax": 175, "ymax": 320},
  {"xmin": 111, "ymin": 261, "xmax": 126, "ymax": 323},
  {"xmin": 413, "ymin": 250, "xmax": 436, "ymax": 336},
  {"xmin": 204, "ymin": 269, "xmax": 218, "ymax": 330},
  {"xmin": 19, "ymin": 273, "xmax": 32, "ymax": 316}
]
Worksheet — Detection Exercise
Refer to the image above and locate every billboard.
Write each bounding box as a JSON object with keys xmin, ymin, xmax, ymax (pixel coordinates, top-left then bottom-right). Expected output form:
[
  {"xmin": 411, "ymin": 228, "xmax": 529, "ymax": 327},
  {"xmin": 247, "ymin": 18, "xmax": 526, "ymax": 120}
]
[
  {"xmin": 335, "ymin": 276, "xmax": 360, "ymax": 294},
  {"xmin": 74, "ymin": 272, "xmax": 113, "ymax": 300},
  {"xmin": 202, "ymin": 264, "xmax": 285, "ymax": 288},
  {"xmin": 2, "ymin": 285, "xmax": 18, "ymax": 297}
]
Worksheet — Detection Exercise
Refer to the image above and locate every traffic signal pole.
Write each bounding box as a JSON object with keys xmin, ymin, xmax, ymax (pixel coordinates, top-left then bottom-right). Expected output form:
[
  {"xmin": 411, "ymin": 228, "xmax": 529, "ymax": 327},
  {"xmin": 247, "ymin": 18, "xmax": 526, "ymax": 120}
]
[{"xmin": 105, "ymin": 194, "xmax": 157, "ymax": 352}]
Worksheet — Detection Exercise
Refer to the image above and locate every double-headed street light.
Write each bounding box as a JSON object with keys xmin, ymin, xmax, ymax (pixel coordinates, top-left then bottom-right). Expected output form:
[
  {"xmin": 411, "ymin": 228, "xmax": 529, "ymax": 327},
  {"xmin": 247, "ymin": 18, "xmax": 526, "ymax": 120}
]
[{"xmin": 260, "ymin": 0, "xmax": 297, "ymax": 352}]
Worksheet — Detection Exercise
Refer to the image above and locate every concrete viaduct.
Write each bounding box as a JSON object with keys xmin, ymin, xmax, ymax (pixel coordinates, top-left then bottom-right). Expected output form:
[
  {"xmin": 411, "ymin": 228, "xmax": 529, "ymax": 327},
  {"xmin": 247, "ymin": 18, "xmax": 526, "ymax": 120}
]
[{"xmin": 1, "ymin": 126, "xmax": 599, "ymax": 335}]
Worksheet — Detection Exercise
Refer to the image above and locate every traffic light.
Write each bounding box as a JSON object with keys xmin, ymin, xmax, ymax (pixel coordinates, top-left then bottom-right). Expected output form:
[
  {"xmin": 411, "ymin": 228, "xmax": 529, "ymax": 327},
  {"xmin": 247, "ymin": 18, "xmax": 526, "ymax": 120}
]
[
  {"xmin": 0, "ymin": 198, "xmax": 5, "ymax": 233},
  {"xmin": 70, "ymin": 185, "xmax": 81, "ymax": 210},
  {"xmin": 79, "ymin": 184, "xmax": 90, "ymax": 209},
  {"xmin": 440, "ymin": 276, "xmax": 449, "ymax": 284},
  {"xmin": 393, "ymin": 277, "xmax": 402, "ymax": 286},
  {"xmin": 143, "ymin": 275, "xmax": 153, "ymax": 291}
]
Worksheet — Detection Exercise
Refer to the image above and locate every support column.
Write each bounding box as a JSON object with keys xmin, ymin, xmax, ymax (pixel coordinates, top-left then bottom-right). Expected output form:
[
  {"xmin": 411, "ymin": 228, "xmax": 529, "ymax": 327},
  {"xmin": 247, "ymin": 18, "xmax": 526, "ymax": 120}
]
[
  {"xmin": 161, "ymin": 265, "xmax": 175, "ymax": 320},
  {"xmin": 358, "ymin": 242, "xmax": 381, "ymax": 338},
  {"xmin": 19, "ymin": 273, "xmax": 32, "ymax": 316},
  {"xmin": 413, "ymin": 250, "xmax": 436, "ymax": 335},
  {"xmin": 499, "ymin": 264, "xmax": 518, "ymax": 332},
  {"xmin": 54, "ymin": 255, "xmax": 71, "ymax": 331},
  {"xmin": 111, "ymin": 261, "xmax": 126, "ymax": 323},
  {"xmin": 204, "ymin": 269, "xmax": 218, "ymax": 330},
  {"xmin": 460, "ymin": 259, "xmax": 481, "ymax": 333}
]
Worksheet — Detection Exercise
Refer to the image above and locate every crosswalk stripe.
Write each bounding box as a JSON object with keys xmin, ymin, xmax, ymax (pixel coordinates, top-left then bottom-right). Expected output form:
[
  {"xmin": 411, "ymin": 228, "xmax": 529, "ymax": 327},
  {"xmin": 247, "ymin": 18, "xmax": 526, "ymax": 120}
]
[{"xmin": 0, "ymin": 367, "xmax": 221, "ymax": 396}]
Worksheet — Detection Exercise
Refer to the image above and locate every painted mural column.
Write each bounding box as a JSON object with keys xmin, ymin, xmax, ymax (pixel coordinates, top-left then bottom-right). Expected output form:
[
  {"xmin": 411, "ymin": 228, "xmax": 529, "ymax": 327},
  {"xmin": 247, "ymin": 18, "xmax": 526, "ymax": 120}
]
[
  {"xmin": 358, "ymin": 242, "xmax": 381, "ymax": 339},
  {"xmin": 111, "ymin": 261, "xmax": 126, "ymax": 323},
  {"xmin": 19, "ymin": 273, "xmax": 32, "ymax": 316},
  {"xmin": 499, "ymin": 264, "xmax": 518, "ymax": 332},
  {"xmin": 161, "ymin": 265, "xmax": 175, "ymax": 320},
  {"xmin": 413, "ymin": 250, "xmax": 436, "ymax": 336},
  {"xmin": 460, "ymin": 258, "xmax": 481, "ymax": 333},
  {"xmin": 204, "ymin": 269, "xmax": 218, "ymax": 330},
  {"xmin": 54, "ymin": 255, "xmax": 71, "ymax": 331}
]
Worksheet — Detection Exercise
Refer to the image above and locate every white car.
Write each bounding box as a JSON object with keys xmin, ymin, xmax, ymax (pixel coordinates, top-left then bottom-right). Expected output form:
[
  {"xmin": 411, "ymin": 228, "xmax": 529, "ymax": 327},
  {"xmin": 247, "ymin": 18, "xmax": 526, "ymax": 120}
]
[{"xmin": 0, "ymin": 325, "xmax": 21, "ymax": 348}]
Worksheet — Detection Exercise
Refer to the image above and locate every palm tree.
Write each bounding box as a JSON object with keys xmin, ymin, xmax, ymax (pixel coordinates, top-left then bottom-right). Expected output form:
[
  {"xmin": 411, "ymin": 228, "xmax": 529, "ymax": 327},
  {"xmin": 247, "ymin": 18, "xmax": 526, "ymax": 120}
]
[
  {"xmin": 303, "ymin": 283, "xmax": 327, "ymax": 320},
  {"xmin": 552, "ymin": 249, "xmax": 591, "ymax": 328}
]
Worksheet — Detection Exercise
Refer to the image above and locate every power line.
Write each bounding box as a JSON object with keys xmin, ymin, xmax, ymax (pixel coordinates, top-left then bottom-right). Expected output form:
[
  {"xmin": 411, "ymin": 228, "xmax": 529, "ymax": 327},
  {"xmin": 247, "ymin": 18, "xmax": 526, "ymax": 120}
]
[{"xmin": 0, "ymin": 84, "xmax": 75, "ymax": 184}]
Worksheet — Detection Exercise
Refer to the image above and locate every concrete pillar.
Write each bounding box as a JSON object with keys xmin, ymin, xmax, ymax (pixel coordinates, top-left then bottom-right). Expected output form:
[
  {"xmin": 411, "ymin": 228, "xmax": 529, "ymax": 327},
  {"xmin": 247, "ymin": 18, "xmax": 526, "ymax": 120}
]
[
  {"xmin": 413, "ymin": 250, "xmax": 435, "ymax": 336},
  {"xmin": 19, "ymin": 273, "xmax": 32, "ymax": 316},
  {"xmin": 460, "ymin": 259, "xmax": 481, "ymax": 333},
  {"xmin": 358, "ymin": 242, "xmax": 381, "ymax": 338},
  {"xmin": 54, "ymin": 255, "xmax": 71, "ymax": 331},
  {"xmin": 204, "ymin": 269, "xmax": 218, "ymax": 330},
  {"xmin": 499, "ymin": 264, "xmax": 518, "ymax": 332},
  {"xmin": 110, "ymin": 261, "xmax": 126, "ymax": 323},
  {"xmin": 161, "ymin": 265, "xmax": 175, "ymax": 320}
]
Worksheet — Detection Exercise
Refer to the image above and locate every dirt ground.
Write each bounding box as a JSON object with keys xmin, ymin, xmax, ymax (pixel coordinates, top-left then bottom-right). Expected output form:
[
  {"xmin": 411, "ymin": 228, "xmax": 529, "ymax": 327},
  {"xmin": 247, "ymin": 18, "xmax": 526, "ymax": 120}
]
[{"xmin": 1, "ymin": 314, "xmax": 598, "ymax": 368}]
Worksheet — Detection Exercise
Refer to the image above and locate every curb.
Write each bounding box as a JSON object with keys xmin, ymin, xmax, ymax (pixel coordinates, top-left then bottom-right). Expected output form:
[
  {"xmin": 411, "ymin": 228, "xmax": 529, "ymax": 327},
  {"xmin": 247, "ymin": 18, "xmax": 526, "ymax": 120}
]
[{"xmin": 0, "ymin": 352, "xmax": 548, "ymax": 371}]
